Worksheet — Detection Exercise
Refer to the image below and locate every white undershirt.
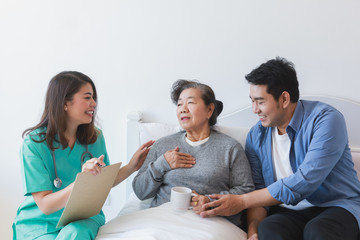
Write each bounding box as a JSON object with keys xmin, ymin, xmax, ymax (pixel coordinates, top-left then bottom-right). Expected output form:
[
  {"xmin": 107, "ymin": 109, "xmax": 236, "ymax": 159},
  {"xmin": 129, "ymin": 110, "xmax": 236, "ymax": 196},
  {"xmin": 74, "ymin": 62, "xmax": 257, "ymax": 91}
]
[
  {"xmin": 272, "ymin": 128, "xmax": 313, "ymax": 210},
  {"xmin": 185, "ymin": 136, "xmax": 209, "ymax": 147}
]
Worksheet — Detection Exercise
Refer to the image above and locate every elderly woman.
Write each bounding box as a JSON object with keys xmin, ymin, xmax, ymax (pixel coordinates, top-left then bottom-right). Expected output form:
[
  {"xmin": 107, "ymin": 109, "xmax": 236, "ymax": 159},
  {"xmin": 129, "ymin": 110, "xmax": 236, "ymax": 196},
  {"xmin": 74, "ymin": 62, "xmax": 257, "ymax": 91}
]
[{"xmin": 132, "ymin": 79, "xmax": 254, "ymax": 224}]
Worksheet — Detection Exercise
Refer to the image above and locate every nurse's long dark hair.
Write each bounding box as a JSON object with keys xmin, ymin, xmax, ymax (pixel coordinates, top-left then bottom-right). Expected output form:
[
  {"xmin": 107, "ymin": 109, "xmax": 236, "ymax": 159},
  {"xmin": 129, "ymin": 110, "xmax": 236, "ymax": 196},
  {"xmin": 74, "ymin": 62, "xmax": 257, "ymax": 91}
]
[{"xmin": 22, "ymin": 71, "xmax": 99, "ymax": 150}]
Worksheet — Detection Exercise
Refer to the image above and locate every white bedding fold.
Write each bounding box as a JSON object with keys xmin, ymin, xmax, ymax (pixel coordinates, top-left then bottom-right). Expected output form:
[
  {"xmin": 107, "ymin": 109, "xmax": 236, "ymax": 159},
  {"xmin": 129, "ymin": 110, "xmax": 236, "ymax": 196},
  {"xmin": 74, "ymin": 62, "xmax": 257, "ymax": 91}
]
[{"xmin": 96, "ymin": 202, "xmax": 246, "ymax": 240}]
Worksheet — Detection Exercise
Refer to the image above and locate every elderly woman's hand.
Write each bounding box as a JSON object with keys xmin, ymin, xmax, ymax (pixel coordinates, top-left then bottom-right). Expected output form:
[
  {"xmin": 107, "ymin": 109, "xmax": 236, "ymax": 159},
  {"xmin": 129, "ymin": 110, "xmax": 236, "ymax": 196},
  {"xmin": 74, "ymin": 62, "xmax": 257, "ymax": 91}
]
[
  {"xmin": 164, "ymin": 146, "xmax": 195, "ymax": 169},
  {"xmin": 191, "ymin": 191, "xmax": 210, "ymax": 214}
]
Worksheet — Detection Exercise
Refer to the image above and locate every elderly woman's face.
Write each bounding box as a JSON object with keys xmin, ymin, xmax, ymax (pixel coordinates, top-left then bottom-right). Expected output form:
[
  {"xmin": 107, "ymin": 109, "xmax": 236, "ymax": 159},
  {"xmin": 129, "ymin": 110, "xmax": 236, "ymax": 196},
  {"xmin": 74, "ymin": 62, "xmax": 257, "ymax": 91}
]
[{"xmin": 176, "ymin": 88, "xmax": 213, "ymax": 132}]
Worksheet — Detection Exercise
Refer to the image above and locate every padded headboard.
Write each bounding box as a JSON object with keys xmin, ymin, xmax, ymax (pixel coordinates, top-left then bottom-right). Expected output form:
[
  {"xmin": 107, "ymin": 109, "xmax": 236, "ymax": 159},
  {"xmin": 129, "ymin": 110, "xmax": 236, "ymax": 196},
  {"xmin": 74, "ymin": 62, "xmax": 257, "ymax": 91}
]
[{"xmin": 125, "ymin": 95, "xmax": 360, "ymax": 198}]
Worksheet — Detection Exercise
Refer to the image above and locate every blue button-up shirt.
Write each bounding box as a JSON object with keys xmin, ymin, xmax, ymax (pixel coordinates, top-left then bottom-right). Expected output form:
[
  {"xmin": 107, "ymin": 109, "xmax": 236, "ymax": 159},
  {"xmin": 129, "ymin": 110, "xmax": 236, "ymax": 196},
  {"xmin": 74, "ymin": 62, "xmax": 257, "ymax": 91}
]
[{"xmin": 245, "ymin": 100, "xmax": 360, "ymax": 228}]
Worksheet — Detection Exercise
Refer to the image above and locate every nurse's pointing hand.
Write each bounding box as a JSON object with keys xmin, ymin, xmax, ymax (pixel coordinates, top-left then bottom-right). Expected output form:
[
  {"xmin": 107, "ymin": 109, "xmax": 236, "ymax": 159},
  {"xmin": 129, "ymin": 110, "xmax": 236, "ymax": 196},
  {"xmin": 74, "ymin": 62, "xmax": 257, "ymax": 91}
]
[
  {"xmin": 128, "ymin": 140, "xmax": 155, "ymax": 171},
  {"xmin": 82, "ymin": 155, "xmax": 105, "ymax": 175}
]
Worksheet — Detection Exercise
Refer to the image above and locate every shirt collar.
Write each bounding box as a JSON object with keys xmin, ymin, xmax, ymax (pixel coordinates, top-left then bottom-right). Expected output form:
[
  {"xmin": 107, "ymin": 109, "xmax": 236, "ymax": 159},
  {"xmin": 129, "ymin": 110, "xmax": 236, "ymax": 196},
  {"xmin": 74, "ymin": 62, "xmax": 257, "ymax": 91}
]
[{"xmin": 287, "ymin": 100, "xmax": 304, "ymax": 133}]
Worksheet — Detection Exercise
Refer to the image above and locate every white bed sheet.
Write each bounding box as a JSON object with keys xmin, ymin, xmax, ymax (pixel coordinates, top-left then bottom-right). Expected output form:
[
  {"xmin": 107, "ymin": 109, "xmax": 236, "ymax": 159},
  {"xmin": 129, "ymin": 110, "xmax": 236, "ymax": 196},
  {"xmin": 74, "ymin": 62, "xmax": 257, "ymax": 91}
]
[{"xmin": 96, "ymin": 194, "xmax": 246, "ymax": 240}]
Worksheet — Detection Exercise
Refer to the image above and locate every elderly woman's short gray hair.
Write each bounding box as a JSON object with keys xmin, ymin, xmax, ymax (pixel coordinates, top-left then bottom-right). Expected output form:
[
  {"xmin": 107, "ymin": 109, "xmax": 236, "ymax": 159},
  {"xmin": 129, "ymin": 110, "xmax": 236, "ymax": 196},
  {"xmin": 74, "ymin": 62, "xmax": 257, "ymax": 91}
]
[{"xmin": 170, "ymin": 79, "xmax": 223, "ymax": 126}]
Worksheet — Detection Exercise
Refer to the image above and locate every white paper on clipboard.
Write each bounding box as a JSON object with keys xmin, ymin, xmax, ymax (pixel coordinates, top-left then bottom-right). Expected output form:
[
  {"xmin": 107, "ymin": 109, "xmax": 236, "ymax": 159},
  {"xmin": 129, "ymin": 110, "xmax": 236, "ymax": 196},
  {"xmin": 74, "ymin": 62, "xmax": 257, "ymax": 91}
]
[{"xmin": 56, "ymin": 162, "xmax": 122, "ymax": 228}]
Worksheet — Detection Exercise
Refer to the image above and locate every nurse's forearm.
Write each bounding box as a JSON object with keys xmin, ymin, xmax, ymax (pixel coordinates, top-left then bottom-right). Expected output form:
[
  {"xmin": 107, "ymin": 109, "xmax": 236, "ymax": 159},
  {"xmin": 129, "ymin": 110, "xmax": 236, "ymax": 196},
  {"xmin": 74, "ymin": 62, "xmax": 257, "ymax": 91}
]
[
  {"xmin": 112, "ymin": 165, "xmax": 133, "ymax": 187},
  {"xmin": 32, "ymin": 182, "xmax": 74, "ymax": 215}
]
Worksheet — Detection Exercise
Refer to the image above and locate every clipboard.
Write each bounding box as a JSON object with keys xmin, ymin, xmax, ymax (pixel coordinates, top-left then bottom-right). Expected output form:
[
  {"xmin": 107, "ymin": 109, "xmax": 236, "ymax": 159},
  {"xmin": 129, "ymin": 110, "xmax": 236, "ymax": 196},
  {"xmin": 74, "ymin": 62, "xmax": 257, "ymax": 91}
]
[{"xmin": 56, "ymin": 162, "xmax": 122, "ymax": 228}]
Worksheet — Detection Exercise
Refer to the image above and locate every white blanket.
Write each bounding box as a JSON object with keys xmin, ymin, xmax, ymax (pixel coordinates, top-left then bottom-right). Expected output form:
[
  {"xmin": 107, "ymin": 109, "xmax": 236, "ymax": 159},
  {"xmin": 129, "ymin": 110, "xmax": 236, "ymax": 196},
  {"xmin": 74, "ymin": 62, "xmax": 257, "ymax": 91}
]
[{"xmin": 96, "ymin": 201, "xmax": 246, "ymax": 240}]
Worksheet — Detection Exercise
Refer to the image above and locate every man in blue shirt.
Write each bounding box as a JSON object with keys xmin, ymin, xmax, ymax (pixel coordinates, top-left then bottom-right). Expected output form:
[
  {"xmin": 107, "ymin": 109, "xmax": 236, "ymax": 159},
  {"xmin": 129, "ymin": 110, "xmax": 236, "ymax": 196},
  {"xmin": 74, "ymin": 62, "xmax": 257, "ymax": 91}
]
[{"xmin": 200, "ymin": 57, "xmax": 360, "ymax": 240}]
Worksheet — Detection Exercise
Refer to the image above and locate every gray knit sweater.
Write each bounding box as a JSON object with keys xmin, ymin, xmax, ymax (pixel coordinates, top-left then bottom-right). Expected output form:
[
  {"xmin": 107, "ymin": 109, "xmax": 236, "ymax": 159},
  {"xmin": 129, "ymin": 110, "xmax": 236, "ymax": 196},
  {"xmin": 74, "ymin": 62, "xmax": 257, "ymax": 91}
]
[{"xmin": 132, "ymin": 129, "xmax": 254, "ymax": 208}]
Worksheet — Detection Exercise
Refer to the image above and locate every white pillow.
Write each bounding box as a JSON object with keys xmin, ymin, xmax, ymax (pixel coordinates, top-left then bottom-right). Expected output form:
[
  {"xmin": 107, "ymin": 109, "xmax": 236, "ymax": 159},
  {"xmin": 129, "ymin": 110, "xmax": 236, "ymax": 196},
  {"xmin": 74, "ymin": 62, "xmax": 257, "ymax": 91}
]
[
  {"xmin": 139, "ymin": 122, "xmax": 181, "ymax": 144},
  {"xmin": 214, "ymin": 125, "xmax": 249, "ymax": 147}
]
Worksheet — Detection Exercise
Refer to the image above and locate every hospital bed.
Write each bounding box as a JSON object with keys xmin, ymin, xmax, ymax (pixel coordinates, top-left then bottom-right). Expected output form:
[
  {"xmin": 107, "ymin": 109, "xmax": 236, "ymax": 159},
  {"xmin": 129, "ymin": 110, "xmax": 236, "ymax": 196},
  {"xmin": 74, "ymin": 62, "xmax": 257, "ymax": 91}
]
[{"xmin": 96, "ymin": 95, "xmax": 360, "ymax": 240}]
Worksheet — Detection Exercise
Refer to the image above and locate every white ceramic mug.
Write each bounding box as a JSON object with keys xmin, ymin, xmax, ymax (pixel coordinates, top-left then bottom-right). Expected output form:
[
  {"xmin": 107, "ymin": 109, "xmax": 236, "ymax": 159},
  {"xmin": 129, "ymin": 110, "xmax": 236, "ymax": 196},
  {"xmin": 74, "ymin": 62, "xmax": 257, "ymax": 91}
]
[{"xmin": 170, "ymin": 186, "xmax": 196, "ymax": 211}]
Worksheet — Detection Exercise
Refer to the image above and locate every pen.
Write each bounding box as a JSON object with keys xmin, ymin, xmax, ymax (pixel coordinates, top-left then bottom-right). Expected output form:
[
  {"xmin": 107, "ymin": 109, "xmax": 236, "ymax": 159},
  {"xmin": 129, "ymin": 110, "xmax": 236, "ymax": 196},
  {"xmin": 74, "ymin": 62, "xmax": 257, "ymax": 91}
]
[{"xmin": 94, "ymin": 160, "xmax": 105, "ymax": 168}]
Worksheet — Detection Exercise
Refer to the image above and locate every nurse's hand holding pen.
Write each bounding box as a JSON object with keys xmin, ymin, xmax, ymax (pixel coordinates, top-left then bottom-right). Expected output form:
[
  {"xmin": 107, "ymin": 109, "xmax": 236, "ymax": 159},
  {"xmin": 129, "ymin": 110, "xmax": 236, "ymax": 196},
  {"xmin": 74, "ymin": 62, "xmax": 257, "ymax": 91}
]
[
  {"xmin": 82, "ymin": 155, "xmax": 106, "ymax": 175},
  {"xmin": 33, "ymin": 155, "xmax": 107, "ymax": 215}
]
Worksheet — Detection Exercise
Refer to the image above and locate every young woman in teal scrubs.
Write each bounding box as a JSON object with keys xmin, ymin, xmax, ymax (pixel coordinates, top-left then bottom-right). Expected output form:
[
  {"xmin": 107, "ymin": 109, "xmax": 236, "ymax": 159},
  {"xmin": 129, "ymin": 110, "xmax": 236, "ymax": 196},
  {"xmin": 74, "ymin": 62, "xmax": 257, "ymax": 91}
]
[{"xmin": 12, "ymin": 71, "xmax": 154, "ymax": 240}]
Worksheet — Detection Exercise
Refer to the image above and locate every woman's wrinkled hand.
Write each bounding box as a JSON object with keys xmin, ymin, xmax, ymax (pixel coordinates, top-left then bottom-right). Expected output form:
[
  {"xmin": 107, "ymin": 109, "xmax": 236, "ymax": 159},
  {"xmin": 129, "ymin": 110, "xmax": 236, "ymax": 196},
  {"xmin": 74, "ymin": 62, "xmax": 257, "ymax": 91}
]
[
  {"xmin": 191, "ymin": 190, "xmax": 210, "ymax": 214},
  {"xmin": 164, "ymin": 146, "xmax": 195, "ymax": 169},
  {"xmin": 82, "ymin": 155, "xmax": 106, "ymax": 175}
]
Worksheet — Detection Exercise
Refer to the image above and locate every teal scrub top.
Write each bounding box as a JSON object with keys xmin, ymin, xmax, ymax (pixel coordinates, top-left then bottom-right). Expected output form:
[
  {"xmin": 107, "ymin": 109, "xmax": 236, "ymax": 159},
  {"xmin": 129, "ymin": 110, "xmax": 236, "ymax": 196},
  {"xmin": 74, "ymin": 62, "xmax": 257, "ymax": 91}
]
[{"xmin": 13, "ymin": 128, "xmax": 110, "ymax": 239}]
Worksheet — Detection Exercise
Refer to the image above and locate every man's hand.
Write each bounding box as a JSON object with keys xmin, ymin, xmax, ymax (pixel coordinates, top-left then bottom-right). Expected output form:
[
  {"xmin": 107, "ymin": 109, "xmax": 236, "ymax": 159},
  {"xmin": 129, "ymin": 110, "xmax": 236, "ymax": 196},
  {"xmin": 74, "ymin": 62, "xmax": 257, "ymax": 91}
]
[{"xmin": 200, "ymin": 194, "xmax": 244, "ymax": 217}]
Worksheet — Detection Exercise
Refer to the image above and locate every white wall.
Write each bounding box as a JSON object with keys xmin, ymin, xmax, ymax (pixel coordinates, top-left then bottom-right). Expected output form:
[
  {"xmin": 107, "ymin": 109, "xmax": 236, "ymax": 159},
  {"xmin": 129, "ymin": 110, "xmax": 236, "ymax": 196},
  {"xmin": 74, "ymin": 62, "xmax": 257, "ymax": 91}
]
[{"xmin": 1, "ymin": 0, "xmax": 359, "ymax": 238}]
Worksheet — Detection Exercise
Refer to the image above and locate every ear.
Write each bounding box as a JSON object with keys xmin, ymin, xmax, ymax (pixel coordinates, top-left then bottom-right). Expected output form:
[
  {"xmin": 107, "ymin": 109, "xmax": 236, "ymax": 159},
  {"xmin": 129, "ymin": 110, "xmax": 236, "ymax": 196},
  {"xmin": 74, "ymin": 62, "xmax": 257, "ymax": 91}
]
[
  {"xmin": 207, "ymin": 103, "xmax": 215, "ymax": 119},
  {"xmin": 280, "ymin": 91, "xmax": 291, "ymax": 109},
  {"xmin": 64, "ymin": 103, "xmax": 68, "ymax": 111}
]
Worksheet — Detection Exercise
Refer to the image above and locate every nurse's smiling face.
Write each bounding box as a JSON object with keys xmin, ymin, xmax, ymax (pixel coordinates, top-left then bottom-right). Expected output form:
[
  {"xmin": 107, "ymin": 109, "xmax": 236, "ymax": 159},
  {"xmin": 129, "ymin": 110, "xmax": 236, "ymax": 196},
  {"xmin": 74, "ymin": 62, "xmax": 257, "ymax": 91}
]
[{"xmin": 64, "ymin": 83, "xmax": 96, "ymax": 128}]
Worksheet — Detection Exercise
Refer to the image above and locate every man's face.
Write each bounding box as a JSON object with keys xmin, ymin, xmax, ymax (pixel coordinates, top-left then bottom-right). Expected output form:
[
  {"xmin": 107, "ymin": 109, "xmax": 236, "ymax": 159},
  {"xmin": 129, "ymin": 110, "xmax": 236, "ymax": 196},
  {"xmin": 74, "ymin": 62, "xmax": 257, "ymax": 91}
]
[{"xmin": 249, "ymin": 84, "xmax": 286, "ymax": 128}]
